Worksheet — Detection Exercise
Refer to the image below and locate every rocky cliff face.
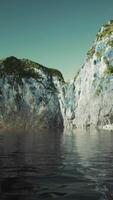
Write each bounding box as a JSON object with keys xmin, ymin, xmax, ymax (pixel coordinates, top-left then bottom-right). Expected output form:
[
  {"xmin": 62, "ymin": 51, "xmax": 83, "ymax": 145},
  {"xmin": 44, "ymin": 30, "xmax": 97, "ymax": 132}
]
[
  {"xmin": 0, "ymin": 20, "xmax": 113, "ymax": 130},
  {"xmin": 62, "ymin": 20, "xmax": 113, "ymax": 128},
  {"xmin": 0, "ymin": 56, "xmax": 64, "ymax": 129}
]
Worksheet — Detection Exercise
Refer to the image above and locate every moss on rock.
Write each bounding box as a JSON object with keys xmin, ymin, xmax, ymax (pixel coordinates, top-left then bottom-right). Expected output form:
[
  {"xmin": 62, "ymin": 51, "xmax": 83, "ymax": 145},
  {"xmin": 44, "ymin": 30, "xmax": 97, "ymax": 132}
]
[
  {"xmin": 107, "ymin": 40, "xmax": 113, "ymax": 47},
  {"xmin": 96, "ymin": 21, "xmax": 113, "ymax": 41},
  {"xmin": 87, "ymin": 46, "xmax": 95, "ymax": 58},
  {"xmin": 0, "ymin": 56, "xmax": 64, "ymax": 83},
  {"xmin": 104, "ymin": 64, "xmax": 113, "ymax": 75}
]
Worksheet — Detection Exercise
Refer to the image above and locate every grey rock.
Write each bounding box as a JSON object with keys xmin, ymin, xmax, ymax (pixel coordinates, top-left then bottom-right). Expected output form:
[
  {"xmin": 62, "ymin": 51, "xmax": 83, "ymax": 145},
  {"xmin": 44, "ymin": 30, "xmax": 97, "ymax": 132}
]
[
  {"xmin": 1, "ymin": 20, "xmax": 113, "ymax": 130},
  {"xmin": 0, "ymin": 56, "xmax": 64, "ymax": 130},
  {"xmin": 61, "ymin": 20, "xmax": 113, "ymax": 129}
]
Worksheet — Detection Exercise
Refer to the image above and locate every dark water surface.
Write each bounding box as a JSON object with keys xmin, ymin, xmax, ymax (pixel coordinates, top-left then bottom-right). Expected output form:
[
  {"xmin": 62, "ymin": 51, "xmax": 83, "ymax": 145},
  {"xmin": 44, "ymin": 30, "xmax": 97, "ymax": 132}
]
[{"xmin": 0, "ymin": 128, "xmax": 113, "ymax": 200}]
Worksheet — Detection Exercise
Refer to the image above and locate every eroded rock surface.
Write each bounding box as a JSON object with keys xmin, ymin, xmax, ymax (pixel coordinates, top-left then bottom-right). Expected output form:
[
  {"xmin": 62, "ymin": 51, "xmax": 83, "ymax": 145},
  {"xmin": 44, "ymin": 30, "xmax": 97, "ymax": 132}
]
[
  {"xmin": 61, "ymin": 20, "xmax": 113, "ymax": 128},
  {"xmin": 1, "ymin": 20, "xmax": 113, "ymax": 130},
  {"xmin": 0, "ymin": 56, "xmax": 64, "ymax": 129}
]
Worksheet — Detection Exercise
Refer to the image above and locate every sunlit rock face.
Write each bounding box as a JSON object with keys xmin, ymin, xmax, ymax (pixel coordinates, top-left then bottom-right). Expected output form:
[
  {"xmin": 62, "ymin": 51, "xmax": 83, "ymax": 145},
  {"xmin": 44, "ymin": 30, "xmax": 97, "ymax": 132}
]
[
  {"xmin": 0, "ymin": 20, "xmax": 113, "ymax": 130},
  {"xmin": 62, "ymin": 20, "xmax": 113, "ymax": 128},
  {"xmin": 0, "ymin": 56, "xmax": 64, "ymax": 129}
]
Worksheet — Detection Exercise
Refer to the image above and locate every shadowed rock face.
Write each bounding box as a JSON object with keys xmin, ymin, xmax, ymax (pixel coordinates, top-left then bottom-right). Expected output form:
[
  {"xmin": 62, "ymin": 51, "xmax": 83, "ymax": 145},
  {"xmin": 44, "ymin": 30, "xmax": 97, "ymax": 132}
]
[
  {"xmin": 0, "ymin": 20, "xmax": 113, "ymax": 130},
  {"xmin": 0, "ymin": 56, "xmax": 64, "ymax": 130}
]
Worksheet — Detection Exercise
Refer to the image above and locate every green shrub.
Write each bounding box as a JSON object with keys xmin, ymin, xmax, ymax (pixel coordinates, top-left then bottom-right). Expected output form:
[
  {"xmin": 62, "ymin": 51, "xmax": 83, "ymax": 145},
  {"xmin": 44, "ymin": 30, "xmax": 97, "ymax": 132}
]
[
  {"xmin": 0, "ymin": 56, "xmax": 64, "ymax": 83},
  {"xmin": 95, "ymin": 86, "xmax": 102, "ymax": 96},
  {"xmin": 107, "ymin": 40, "xmax": 113, "ymax": 47},
  {"xmin": 48, "ymin": 68, "xmax": 64, "ymax": 82},
  {"xmin": 96, "ymin": 22, "xmax": 113, "ymax": 41},
  {"xmin": 96, "ymin": 51, "xmax": 102, "ymax": 58},
  {"xmin": 87, "ymin": 47, "xmax": 95, "ymax": 58},
  {"xmin": 104, "ymin": 64, "xmax": 113, "ymax": 75}
]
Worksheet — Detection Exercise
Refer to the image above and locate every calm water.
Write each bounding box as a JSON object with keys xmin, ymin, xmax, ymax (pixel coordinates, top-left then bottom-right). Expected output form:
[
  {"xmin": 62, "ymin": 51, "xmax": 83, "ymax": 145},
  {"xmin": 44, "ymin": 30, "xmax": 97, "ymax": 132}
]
[{"xmin": 0, "ymin": 128, "xmax": 113, "ymax": 200}]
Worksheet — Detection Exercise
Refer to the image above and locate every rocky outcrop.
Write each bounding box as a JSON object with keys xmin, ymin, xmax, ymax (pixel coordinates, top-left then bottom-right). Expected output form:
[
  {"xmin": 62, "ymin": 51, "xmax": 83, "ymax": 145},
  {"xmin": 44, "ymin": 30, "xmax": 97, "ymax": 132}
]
[
  {"xmin": 0, "ymin": 20, "xmax": 113, "ymax": 130},
  {"xmin": 0, "ymin": 56, "xmax": 64, "ymax": 129},
  {"xmin": 62, "ymin": 20, "xmax": 113, "ymax": 128}
]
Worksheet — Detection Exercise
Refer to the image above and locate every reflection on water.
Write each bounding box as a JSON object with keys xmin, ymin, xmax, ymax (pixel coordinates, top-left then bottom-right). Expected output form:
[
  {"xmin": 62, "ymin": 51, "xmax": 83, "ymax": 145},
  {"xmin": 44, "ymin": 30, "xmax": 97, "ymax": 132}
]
[{"xmin": 0, "ymin": 128, "xmax": 113, "ymax": 200}]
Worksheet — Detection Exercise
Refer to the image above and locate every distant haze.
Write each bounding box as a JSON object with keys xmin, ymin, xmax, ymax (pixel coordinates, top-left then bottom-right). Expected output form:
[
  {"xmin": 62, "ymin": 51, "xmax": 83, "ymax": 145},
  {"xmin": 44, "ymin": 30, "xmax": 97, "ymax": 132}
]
[{"xmin": 0, "ymin": 0, "xmax": 113, "ymax": 80}]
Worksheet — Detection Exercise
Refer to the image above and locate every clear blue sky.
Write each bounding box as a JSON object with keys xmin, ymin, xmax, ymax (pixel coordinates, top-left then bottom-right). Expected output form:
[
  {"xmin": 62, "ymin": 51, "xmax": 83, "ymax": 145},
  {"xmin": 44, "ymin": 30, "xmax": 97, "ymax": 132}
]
[{"xmin": 0, "ymin": 0, "xmax": 113, "ymax": 80}]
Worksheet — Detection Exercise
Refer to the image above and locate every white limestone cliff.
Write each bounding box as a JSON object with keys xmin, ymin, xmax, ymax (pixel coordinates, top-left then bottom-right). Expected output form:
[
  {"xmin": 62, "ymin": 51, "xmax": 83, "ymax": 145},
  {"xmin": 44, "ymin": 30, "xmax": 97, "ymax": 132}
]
[
  {"xmin": 61, "ymin": 20, "xmax": 113, "ymax": 129},
  {"xmin": 0, "ymin": 20, "xmax": 113, "ymax": 130}
]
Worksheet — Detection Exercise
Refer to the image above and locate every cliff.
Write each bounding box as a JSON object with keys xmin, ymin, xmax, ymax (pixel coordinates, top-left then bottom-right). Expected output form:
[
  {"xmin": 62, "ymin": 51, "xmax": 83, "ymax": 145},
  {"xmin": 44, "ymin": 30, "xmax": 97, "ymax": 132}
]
[
  {"xmin": 1, "ymin": 20, "xmax": 113, "ymax": 130},
  {"xmin": 0, "ymin": 56, "xmax": 64, "ymax": 129},
  {"xmin": 62, "ymin": 20, "xmax": 113, "ymax": 129}
]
